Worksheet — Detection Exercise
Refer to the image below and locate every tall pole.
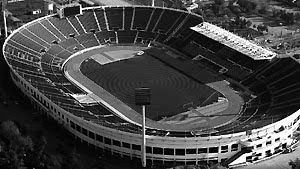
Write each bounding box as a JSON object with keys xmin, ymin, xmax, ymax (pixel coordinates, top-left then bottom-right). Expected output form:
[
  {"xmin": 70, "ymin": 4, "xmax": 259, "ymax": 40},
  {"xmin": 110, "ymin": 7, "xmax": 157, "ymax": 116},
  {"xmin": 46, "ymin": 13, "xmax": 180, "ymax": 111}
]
[
  {"xmin": 141, "ymin": 105, "xmax": 146, "ymax": 167},
  {"xmin": 3, "ymin": 10, "xmax": 7, "ymax": 38},
  {"xmin": 152, "ymin": 0, "xmax": 155, "ymax": 7},
  {"xmin": 2, "ymin": 0, "xmax": 7, "ymax": 38},
  {"xmin": 135, "ymin": 87, "xmax": 150, "ymax": 168}
]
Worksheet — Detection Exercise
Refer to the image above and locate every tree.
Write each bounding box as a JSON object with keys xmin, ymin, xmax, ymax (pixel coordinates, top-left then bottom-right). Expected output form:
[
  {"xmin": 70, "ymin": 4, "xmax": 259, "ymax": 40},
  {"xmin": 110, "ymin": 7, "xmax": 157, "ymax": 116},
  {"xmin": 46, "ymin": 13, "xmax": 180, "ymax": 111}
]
[
  {"xmin": 0, "ymin": 120, "xmax": 33, "ymax": 153},
  {"xmin": 192, "ymin": 7, "xmax": 204, "ymax": 16},
  {"xmin": 258, "ymin": 3, "xmax": 268, "ymax": 14},
  {"xmin": 62, "ymin": 148, "xmax": 82, "ymax": 169},
  {"xmin": 294, "ymin": 13, "xmax": 300, "ymax": 21},
  {"xmin": 15, "ymin": 135, "xmax": 33, "ymax": 151},
  {"xmin": 257, "ymin": 24, "xmax": 268, "ymax": 33},
  {"xmin": 171, "ymin": 0, "xmax": 185, "ymax": 10},
  {"xmin": 246, "ymin": 20, "xmax": 252, "ymax": 27},
  {"xmin": 280, "ymin": 12, "xmax": 295, "ymax": 25},
  {"xmin": 215, "ymin": 0, "xmax": 225, "ymax": 5},
  {"xmin": 289, "ymin": 158, "xmax": 300, "ymax": 169},
  {"xmin": 35, "ymin": 135, "xmax": 47, "ymax": 159},
  {"xmin": 6, "ymin": 149, "xmax": 24, "ymax": 169},
  {"xmin": 228, "ymin": 2, "xmax": 242, "ymax": 16},
  {"xmin": 214, "ymin": 0, "xmax": 226, "ymax": 15},
  {"xmin": 0, "ymin": 120, "xmax": 21, "ymax": 141},
  {"xmin": 25, "ymin": 135, "xmax": 47, "ymax": 168},
  {"xmin": 237, "ymin": 0, "xmax": 257, "ymax": 13},
  {"xmin": 45, "ymin": 155, "xmax": 63, "ymax": 169}
]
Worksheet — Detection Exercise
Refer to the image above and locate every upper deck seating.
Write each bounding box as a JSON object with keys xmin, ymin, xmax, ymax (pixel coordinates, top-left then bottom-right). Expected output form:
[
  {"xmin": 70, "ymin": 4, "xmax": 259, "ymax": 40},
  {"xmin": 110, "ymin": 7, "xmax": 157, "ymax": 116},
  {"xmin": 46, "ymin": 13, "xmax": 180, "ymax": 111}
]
[
  {"xmin": 94, "ymin": 8, "xmax": 108, "ymax": 31},
  {"xmin": 40, "ymin": 19, "xmax": 67, "ymax": 41},
  {"xmin": 21, "ymin": 28, "xmax": 51, "ymax": 48},
  {"xmin": 77, "ymin": 10, "xmax": 100, "ymax": 32},
  {"xmin": 11, "ymin": 32, "xmax": 45, "ymax": 53},
  {"xmin": 27, "ymin": 22, "xmax": 60, "ymax": 44},
  {"xmin": 153, "ymin": 9, "xmax": 183, "ymax": 35},
  {"xmin": 68, "ymin": 16, "xmax": 86, "ymax": 35},
  {"xmin": 124, "ymin": 7, "xmax": 134, "ymax": 30},
  {"xmin": 146, "ymin": 8, "xmax": 163, "ymax": 32},
  {"xmin": 132, "ymin": 7, "xmax": 153, "ymax": 31},
  {"xmin": 48, "ymin": 17, "xmax": 78, "ymax": 37},
  {"xmin": 105, "ymin": 7, "xmax": 123, "ymax": 31}
]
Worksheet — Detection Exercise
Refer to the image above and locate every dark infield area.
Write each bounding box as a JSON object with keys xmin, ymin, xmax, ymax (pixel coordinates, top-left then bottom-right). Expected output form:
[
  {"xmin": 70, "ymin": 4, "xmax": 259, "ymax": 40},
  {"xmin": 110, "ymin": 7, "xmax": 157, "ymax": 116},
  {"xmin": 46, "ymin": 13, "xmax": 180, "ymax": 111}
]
[{"xmin": 80, "ymin": 53, "xmax": 218, "ymax": 120}]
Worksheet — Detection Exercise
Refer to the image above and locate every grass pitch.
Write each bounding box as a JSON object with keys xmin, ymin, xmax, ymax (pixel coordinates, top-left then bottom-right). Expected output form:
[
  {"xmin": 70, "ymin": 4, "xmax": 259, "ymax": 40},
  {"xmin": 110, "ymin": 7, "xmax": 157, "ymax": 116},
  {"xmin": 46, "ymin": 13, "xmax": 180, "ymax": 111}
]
[{"xmin": 80, "ymin": 47, "xmax": 218, "ymax": 120}]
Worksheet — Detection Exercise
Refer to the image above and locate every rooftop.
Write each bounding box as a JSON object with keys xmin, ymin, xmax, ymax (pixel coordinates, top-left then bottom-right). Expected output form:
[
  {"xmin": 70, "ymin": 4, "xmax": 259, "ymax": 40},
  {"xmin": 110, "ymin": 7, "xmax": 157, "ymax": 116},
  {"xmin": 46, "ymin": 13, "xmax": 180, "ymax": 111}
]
[{"xmin": 191, "ymin": 22, "xmax": 277, "ymax": 60}]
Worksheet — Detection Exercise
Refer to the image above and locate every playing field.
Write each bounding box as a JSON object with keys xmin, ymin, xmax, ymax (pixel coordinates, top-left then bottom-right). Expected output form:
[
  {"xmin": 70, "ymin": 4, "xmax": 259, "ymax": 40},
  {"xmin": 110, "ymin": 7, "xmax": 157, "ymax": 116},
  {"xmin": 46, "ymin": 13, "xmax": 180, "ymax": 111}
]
[{"xmin": 80, "ymin": 47, "xmax": 219, "ymax": 120}]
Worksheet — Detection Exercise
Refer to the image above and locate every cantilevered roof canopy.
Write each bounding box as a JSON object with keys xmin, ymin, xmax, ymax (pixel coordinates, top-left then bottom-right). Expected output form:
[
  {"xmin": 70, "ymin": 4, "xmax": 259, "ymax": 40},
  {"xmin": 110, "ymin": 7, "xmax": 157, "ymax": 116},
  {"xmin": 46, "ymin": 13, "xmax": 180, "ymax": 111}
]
[{"xmin": 191, "ymin": 22, "xmax": 277, "ymax": 60}]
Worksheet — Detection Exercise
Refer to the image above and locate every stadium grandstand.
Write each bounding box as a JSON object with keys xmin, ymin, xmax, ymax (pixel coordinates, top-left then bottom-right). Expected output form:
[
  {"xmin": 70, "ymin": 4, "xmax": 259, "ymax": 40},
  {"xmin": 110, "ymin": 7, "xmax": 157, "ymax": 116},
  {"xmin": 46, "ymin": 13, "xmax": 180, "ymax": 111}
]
[{"xmin": 2, "ymin": 5, "xmax": 300, "ymax": 168}]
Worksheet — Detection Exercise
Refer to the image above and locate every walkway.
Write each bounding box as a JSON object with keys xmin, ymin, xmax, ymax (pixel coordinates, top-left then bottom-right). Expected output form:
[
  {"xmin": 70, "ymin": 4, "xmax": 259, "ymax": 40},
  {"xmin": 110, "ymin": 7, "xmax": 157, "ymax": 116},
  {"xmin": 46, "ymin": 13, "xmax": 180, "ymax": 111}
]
[
  {"xmin": 237, "ymin": 143, "xmax": 300, "ymax": 169},
  {"xmin": 90, "ymin": 0, "xmax": 133, "ymax": 6}
]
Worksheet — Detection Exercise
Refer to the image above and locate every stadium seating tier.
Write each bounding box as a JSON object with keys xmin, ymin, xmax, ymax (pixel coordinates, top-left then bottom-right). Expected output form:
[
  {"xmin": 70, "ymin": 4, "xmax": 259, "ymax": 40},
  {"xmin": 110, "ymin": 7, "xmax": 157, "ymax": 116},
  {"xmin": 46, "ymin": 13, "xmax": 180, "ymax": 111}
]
[{"xmin": 3, "ymin": 6, "xmax": 300, "ymax": 137}]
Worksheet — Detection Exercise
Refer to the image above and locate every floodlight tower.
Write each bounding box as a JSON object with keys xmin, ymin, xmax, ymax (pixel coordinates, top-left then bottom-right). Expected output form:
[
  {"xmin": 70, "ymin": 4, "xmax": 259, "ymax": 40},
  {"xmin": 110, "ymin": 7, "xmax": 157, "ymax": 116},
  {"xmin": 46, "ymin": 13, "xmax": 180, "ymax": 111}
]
[{"xmin": 135, "ymin": 87, "xmax": 151, "ymax": 168}]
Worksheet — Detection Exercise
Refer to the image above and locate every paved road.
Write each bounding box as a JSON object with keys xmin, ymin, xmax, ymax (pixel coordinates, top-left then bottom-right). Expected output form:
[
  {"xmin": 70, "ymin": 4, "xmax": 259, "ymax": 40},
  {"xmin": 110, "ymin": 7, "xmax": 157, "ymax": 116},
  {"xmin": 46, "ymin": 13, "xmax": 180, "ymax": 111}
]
[
  {"xmin": 245, "ymin": 16, "xmax": 294, "ymax": 37},
  {"xmin": 90, "ymin": 0, "xmax": 133, "ymax": 5},
  {"xmin": 237, "ymin": 143, "xmax": 300, "ymax": 169}
]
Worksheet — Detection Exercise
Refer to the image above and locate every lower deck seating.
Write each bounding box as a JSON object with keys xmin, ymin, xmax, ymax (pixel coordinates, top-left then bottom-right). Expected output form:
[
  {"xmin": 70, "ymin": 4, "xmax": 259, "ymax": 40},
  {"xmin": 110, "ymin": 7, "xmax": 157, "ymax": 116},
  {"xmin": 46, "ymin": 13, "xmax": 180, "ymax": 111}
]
[
  {"xmin": 179, "ymin": 40, "xmax": 251, "ymax": 80},
  {"xmin": 117, "ymin": 31, "xmax": 137, "ymax": 44},
  {"xmin": 75, "ymin": 33, "xmax": 97, "ymax": 43},
  {"xmin": 82, "ymin": 40, "xmax": 99, "ymax": 48},
  {"xmin": 95, "ymin": 31, "xmax": 116, "ymax": 44}
]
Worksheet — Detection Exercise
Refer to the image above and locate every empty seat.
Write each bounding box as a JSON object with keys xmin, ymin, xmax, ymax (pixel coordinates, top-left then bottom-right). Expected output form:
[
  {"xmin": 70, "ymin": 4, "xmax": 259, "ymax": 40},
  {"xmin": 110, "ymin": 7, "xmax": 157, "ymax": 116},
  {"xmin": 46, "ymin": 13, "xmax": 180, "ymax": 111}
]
[
  {"xmin": 105, "ymin": 7, "xmax": 123, "ymax": 30},
  {"xmin": 77, "ymin": 10, "xmax": 100, "ymax": 32}
]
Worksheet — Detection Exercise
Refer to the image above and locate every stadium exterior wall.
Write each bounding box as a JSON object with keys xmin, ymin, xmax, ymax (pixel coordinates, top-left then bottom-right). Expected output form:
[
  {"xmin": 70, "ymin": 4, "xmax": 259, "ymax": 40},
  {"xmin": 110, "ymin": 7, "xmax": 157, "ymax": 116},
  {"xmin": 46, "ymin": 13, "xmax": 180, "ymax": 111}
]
[{"xmin": 7, "ymin": 67, "xmax": 300, "ymax": 166}]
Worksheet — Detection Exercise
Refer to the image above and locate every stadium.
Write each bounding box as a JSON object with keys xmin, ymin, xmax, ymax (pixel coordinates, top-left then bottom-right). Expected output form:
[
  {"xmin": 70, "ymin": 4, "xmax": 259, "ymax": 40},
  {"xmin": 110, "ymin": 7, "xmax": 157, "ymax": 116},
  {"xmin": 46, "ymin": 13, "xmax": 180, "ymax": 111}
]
[{"xmin": 2, "ymin": 5, "xmax": 300, "ymax": 168}]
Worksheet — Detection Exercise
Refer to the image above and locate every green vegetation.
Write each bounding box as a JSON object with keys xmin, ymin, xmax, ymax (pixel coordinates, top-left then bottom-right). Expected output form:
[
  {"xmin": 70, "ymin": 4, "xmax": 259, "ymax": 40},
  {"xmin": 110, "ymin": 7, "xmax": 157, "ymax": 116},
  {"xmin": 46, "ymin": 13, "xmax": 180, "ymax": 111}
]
[
  {"xmin": 289, "ymin": 158, "xmax": 300, "ymax": 169},
  {"xmin": 0, "ymin": 120, "xmax": 84, "ymax": 169}
]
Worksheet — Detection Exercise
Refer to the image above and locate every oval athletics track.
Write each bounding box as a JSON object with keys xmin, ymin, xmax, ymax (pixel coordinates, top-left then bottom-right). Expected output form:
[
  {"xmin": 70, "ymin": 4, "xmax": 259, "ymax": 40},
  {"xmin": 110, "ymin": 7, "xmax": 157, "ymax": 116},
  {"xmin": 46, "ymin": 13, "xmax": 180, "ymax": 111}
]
[{"xmin": 63, "ymin": 45, "xmax": 244, "ymax": 131}]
